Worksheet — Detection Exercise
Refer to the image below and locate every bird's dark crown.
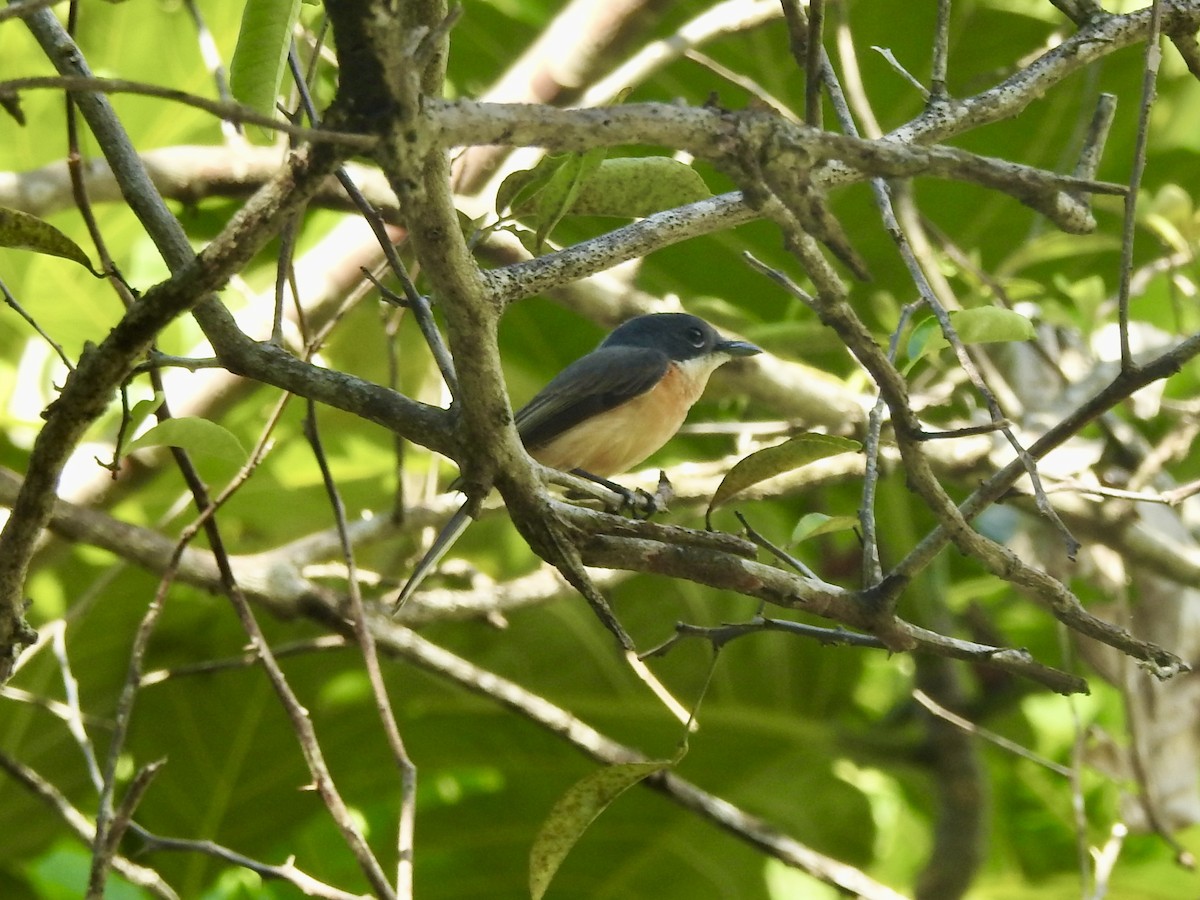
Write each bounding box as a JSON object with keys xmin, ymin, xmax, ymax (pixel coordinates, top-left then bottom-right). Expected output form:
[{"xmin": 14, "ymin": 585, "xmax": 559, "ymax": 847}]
[{"xmin": 599, "ymin": 313, "xmax": 758, "ymax": 361}]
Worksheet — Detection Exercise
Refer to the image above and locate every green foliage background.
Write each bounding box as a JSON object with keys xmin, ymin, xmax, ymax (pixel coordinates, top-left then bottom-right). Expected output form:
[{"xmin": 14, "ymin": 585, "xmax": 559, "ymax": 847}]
[{"xmin": 2, "ymin": 1, "xmax": 1200, "ymax": 898}]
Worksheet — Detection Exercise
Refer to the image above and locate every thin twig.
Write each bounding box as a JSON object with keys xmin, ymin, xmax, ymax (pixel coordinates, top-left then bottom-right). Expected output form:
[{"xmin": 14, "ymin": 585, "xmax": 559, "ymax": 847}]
[
  {"xmin": 105, "ymin": 759, "xmax": 165, "ymax": 856},
  {"xmin": 175, "ymin": 396, "xmax": 395, "ymax": 894},
  {"xmin": 1049, "ymin": 0, "xmax": 1104, "ymax": 27},
  {"xmin": 140, "ymin": 636, "xmax": 351, "ymax": 686},
  {"xmin": 806, "ymin": 17, "xmax": 1080, "ymax": 573},
  {"xmin": 1059, "ymin": 623, "xmax": 1093, "ymax": 895},
  {"xmin": 805, "ymin": 0, "xmax": 824, "ymax": 127},
  {"xmin": 1117, "ymin": 0, "xmax": 1164, "ymax": 372},
  {"xmin": 0, "ymin": 684, "xmax": 112, "ymax": 728},
  {"xmin": 912, "ymin": 689, "xmax": 1073, "ymax": 776},
  {"xmin": 128, "ymin": 826, "xmax": 367, "ymax": 900},
  {"xmin": 861, "ymin": 302, "xmax": 921, "ymax": 586},
  {"xmin": 684, "ymin": 49, "xmax": 796, "ymax": 120},
  {"xmin": 304, "ymin": 401, "xmax": 417, "ymax": 898},
  {"xmin": 66, "ymin": 2, "xmax": 171, "ymax": 882},
  {"xmin": 734, "ymin": 510, "xmax": 818, "ymax": 579},
  {"xmin": 1073, "ymin": 93, "xmax": 1118, "ymax": 184},
  {"xmin": 86, "ymin": 382, "xmax": 286, "ymax": 897},
  {"xmin": 0, "ymin": 751, "xmax": 179, "ymax": 900},
  {"xmin": 870, "ymin": 45, "xmax": 931, "ymax": 98},
  {"xmin": 85, "ymin": 578, "xmax": 169, "ymax": 898},
  {"xmin": 790, "ymin": 2, "xmax": 921, "ymax": 575},
  {"xmin": 833, "ymin": 3, "xmax": 882, "ymax": 138},
  {"xmin": 1090, "ymin": 822, "xmax": 1129, "ymax": 900},
  {"xmin": 884, "ymin": 177, "xmax": 1082, "ymax": 560},
  {"xmin": 0, "ymin": 0, "xmax": 62, "ymax": 23},
  {"xmin": 641, "ymin": 616, "xmax": 886, "ymax": 659},
  {"xmin": 203, "ymin": 511, "xmax": 395, "ymax": 895},
  {"xmin": 286, "ymin": 45, "xmax": 459, "ymax": 398},
  {"xmin": 181, "ymin": 0, "xmax": 241, "ymax": 140},
  {"xmin": 370, "ymin": 620, "xmax": 907, "ymax": 899},
  {"xmin": 0, "ymin": 75, "xmax": 375, "ymax": 148},
  {"xmin": 0, "ymin": 277, "xmax": 74, "ymax": 370},
  {"xmin": 742, "ymin": 162, "xmax": 1181, "ymax": 676},
  {"xmin": 930, "ymin": 0, "xmax": 952, "ymax": 101},
  {"xmin": 272, "ymin": 211, "xmax": 303, "ymax": 346},
  {"xmin": 49, "ymin": 622, "xmax": 104, "ymax": 790}
]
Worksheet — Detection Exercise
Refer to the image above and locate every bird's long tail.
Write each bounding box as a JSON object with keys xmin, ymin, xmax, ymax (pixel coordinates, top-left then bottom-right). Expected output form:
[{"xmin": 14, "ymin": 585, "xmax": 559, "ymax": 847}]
[{"xmin": 393, "ymin": 502, "xmax": 473, "ymax": 612}]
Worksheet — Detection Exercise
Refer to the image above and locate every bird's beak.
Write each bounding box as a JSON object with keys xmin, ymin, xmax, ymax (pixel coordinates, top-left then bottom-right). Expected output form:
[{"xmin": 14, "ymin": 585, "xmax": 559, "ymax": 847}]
[{"xmin": 716, "ymin": 337, "xmax": 762, "ymax": 358}]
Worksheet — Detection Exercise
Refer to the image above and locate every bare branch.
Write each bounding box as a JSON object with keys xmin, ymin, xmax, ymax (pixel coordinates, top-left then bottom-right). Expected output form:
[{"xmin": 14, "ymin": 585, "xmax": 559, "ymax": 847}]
[
  {"xmin": 0, "ymin": 75, "xmax": 374, "ymax": 148},
  {"xmin": 0, "ymin": 751, "xmax": 179, "ymax": 900}
]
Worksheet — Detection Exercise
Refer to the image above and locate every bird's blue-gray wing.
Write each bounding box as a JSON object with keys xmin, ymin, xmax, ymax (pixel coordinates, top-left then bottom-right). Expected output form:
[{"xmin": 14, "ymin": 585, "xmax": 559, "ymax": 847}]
[{"xmin": 515, "ymin": 346, "xmax": 668, "ymax": 451}]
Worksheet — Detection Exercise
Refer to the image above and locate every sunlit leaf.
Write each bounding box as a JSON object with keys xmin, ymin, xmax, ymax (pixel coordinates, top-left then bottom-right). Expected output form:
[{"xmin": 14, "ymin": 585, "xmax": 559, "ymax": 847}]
[
  {"xmin": 707, "ymin": 434, "xmax": 861, "ymax": 527},
  {"xmin": 996, "ymin": 232, "xmax": 1120, "ymax": 276},
  {"xmin": 531, "ymin": 147, "xmax": 606, "ymax": 250},
  {"xmin": 497, "ymin": 149, "xmax": 608, "ymax": 251},
  {"xmin": 1, "ymin": 94, "xmax": 24, "ymax": 126},
  {"xmin": 953, "ymin": 307, "xmax": 1035, "ymax": 343},
  {"xmin": 908, "ymin": 308, "xmax": 1035, "ymax": 361},
  {"xmin": 569, "ymin": 157, "xmax": 711, "ymax": 217},
  {"xmin": 0, "ymin": 207, "xmax": 99, "ymax": 274},
  {"xmin": 905, "ymin": 316, "xmax": 941, "ymax": 363},
  {"xmin": 495, "ymin": 155, "xmax": 562, "ymax": 217},
  {"xmin": 1142, "ymin": 213, "xmax": 1190, "ymax": 255},
  {"xmin": 1141, "ymin": 183, "xmax": 1193, "ymax": 225},
  {"xmin": 530, "ymin": 761, "xmax": 669, "ymax": 900},
  {"xmin": 123, "ymin": 417, "xmax": 247, "ymax": 463},
  {"xmin": 230, "ymin": 0, "xmax": 302, "ymax": 122},
  {"xmin": 499, "ymin": 154, "xmax": 707, "ymax": 246},
  {"xmin": 1051, "ymin": 273, "xmax": 1106, "ymax": 328},
  {"xmin": 114, "ymin": 394, "xmax": 165, "ymax": 457},
  {"xmin": 790, "ymin": 513, "xmax": 859, "ymax": 544}
]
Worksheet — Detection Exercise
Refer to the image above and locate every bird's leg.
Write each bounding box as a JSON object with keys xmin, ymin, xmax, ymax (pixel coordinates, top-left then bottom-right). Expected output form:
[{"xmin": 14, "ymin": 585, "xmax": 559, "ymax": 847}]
[
  {"xmin": 570, "ymin": 469, "xmax": 671, "ymax": 519},
  {"xmin": 569, "ymin": 469, "xmax": 640, "ymax": 512}
]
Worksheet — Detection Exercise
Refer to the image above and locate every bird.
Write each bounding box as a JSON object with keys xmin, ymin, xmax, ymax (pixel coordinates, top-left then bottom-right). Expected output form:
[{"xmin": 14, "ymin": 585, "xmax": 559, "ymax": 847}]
[{"xmin": 393, "ymin": 312, "xmax": 762, "ymax": 609}]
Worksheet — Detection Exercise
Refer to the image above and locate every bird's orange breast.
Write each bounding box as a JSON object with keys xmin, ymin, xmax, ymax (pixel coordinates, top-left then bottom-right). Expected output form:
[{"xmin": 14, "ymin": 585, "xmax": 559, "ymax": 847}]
[{"xmin": 530, "ymin": 361, "xmax": 712, "ymax": 477}]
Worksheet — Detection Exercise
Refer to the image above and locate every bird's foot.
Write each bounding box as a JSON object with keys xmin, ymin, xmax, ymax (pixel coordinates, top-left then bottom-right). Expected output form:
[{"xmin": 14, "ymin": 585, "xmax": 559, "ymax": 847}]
[
  {"xmin": 621, "ymin": 486, "xmax": 658, "ymax": 519},
  {"xmin": 612, "ymin": 471, "xmax": 674, "ymax": 520},
  {"xmin": 571, "ymin": 469, "xmax": 673, "ymax": 519}
]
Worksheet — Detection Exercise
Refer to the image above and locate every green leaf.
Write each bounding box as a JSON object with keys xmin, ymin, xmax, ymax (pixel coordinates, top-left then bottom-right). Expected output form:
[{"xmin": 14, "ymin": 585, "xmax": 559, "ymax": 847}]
[
  {"xmin": 123, "ymin": 417, "xmax": 247, "ymax": 463},
  {"xmin": 230, "ymin": 0, "xmax": 302, "ymax": 122},
  {"xmin": 1141, "ymin": 188, "xmax": 1194, "ymax": 255},
  {"xmin": 996, "ymin": 232, "xmax": 1120, "ymax": 276},
  {"xmin": 907, "ymin": 307, "xmax": 1035, "ymax": 362},
  {"xmin": 790, "ymin": 513, "xmax": 859, "ymax": 544},
  {"xmin": 494, "ymin": 150, "xmax": 609, "ymax": 250},
  {"xmin": 1140, "ymin": 183, "xmax": 1194, "ymax": 230},
  {"xmin": 496, "ymin": 151, "xmax": 608, "ymax": 251},
  {"xmin": 1052, "ymin": 273, "xmax": 1106, "ymax": 323},
  {"xmin": 512, "ymin": 225, "xmax": 542, "ymax": 255},
  {"xmin": 128, "ymin": 395, "xmax": 165, "ymax": 427},
  {"xmin": 114, "ymin": 394, "xmax": 165, "ymax": 457},
  {"xmin": 905, "ymin": 316, "xmax": 941, "ymax": 364},
  {"xmin": 495, "ymin": 155, "xmax": 563, "ymax": 218},
  {"xmin": 569, "ymin": 157, "xmax": 711, "ymax": 217},
  {"xmin": 529, "ymin": 761, "xmax": 669, "ymax": 900},
  {"xmin": 0, "ymin": 207, "xmax": 99, "ymax": 274},
  {"xmin": 501, "ymin": 156, "xmax": 711, "ymax": 228},
  {"xmin": 706, "ymin": 434, "xmax": 861, "ymax": 527},
  {"xmin": 955, "ymin": 306, "xmax": 1035, "ymax": 343},
  {"xmin": 531, "ymin": 147, "xmax": 607, "ymax": 251}
]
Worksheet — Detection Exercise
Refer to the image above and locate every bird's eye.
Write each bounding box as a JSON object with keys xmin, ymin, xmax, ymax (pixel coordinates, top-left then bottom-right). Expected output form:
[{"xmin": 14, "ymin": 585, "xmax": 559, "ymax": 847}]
[{"xmin": 685, "ymin": 326, "xmax": 706, "ymax": 348}]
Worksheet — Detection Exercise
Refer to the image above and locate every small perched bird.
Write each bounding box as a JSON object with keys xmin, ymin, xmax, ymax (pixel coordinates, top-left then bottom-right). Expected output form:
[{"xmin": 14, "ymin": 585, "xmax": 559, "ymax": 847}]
[{"xmin": 394, "ymin": 313, "xmax": 761, "ymax": 608}]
